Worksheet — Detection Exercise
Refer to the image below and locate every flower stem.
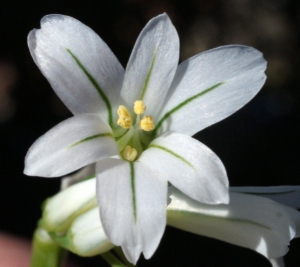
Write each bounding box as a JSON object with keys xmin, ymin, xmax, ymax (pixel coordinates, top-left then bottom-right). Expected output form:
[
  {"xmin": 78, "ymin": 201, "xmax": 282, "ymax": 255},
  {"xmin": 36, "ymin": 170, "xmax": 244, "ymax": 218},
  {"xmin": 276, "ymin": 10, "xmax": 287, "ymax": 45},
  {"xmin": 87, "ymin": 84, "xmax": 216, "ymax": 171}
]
[{"xmin": 31, "ymin": 227, "xmax": 67, "ymax": 267}]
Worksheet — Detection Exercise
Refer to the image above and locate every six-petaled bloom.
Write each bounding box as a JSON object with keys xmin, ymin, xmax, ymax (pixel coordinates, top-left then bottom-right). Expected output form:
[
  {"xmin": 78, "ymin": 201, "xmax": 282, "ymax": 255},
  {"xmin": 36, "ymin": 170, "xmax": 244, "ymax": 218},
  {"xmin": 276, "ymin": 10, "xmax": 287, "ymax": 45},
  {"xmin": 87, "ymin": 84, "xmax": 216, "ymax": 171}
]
[{"xmin": 24, "ymin": 13, "xmax": 267, "ymax": 263}]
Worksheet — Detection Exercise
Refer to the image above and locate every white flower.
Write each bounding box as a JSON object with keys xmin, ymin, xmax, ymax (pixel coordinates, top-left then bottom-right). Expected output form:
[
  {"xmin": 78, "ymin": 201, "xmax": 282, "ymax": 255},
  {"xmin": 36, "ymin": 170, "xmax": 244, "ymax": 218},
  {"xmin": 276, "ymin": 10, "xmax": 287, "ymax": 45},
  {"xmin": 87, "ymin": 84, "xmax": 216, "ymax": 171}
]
[
  {"xmin": 230, "ymin": 186, "xmax": 300, "ymax": 267},
  {"xmin": 168, "ymin": 187, "xmax": 300, "ymax": 267},
  {"xmin": 24, "ymin": 14, "xmax": 266, "ymax": 263},
  {"xmin": 42, "ymin": 178, "xmax": 300, "ymax": 267}
]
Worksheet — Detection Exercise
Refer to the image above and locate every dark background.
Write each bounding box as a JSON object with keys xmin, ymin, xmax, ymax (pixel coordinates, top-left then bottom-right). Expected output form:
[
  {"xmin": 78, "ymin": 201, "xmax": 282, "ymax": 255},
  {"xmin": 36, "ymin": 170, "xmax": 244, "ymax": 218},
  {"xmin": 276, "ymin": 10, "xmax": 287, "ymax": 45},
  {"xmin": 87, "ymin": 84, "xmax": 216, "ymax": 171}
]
[{"xmin": 0, "ymin": 0, "xmax": 300, "ymax": 266}]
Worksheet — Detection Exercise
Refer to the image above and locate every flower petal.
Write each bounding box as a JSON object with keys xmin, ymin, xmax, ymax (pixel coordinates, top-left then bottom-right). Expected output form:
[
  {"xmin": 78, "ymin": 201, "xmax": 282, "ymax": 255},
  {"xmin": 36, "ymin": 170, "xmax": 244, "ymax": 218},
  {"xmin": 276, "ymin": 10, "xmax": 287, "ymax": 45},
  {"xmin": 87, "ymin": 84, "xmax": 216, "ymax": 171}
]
[
  {"xmin": 281, "ymin": 206, "xmax": 300, "ymax": 238},
  {"xmin": 269, "ymin": 258, "xmax": 284, "ymax": 267},
  {"xmin": 67, "ymin": 207, "xmax": 114, "ymax": 255},
  {"xmin": 139, "ymin": 132, "xmax": 228, "ymax": 204},
  {"xmin": 28, "ymin": 15, "xmax": 124, "ymax": 126},
  {"xmin": 24, "ymin": 114, "xmax": 119, "ymax": 177},
  {"xmin": 51, "ymin": 207, "xmax": 114, "ymax": 256},
  {"xmin": 167, "ymin": 189, "xmax": 297, "ymax": 260},
  {"xmin": 61, "ymin": 164, "xmax": 96, "ymax": 190},
  {"xmin": 120, "ymin": 13, "xmax": 179, "ymax": 119},
  {"xmin": 231, "ymin": 186, "xmax": 300, "ymax": 209},
  {"xmin": 155, "ymin": 45, "xmax": 267, "ymax": 136},
  {"xmin": 96, "ymin": 158, "xmax": 167, "ymax": 264},
  {"xmin": 230, "ymin": 186, "xmax": 300, "ymax": 238},
  {"xmin": 42, "ymin": 178, "xmax": 97, "ymax": 232}
]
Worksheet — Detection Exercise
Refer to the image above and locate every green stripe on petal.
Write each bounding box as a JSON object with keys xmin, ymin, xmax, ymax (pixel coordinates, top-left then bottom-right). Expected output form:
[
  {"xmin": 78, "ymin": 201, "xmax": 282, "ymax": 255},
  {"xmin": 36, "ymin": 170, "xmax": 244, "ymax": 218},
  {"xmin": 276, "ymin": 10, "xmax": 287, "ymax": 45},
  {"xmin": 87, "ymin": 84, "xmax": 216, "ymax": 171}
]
[
  {"xmin": 130, "ymin": 162, "xmax": 137, "ymax": 223},
  {"xmin": 66, "ymin": 48, "xmax": 113, "ymax": 127},
  {"xmin": 154, "ymin": 82, "xmax": 224, "ymax": 136},
  {"xmin": 167, "ymin": 210, "xmax": 270, "ymax": 230},
  {"xmin": 139, "ymin": 47, "xmax": 158, "ymax": 101},
  {"xmin": 148, "ymin": 143, "xmax": 194, "ymax": 169},
  {"xmin": 68, "ymin": 133, "xmax": 113, "ymax": 149}
]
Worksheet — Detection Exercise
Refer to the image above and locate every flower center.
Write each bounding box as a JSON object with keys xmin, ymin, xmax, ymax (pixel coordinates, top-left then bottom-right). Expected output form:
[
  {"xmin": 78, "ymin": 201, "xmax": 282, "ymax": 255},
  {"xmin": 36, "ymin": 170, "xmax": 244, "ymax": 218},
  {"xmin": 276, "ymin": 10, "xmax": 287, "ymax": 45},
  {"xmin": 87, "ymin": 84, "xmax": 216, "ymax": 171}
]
[{"xmin": 114, "ymin": 100, "xmax": 155, "ymax": 161}]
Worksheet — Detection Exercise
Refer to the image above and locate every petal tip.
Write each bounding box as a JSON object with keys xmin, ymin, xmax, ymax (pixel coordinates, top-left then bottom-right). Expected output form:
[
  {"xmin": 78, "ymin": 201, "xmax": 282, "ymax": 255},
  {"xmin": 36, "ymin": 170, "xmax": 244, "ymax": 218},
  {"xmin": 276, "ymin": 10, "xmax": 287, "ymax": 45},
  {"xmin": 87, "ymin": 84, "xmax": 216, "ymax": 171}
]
[
  {"xmin": 23, "ymin": 166, "xmax": 31, "ymax": 176},
  {"xmin": 122, "ymin": 246, "xmax": 141, "ymax": 265},
  {"xmin": 151, "ymin": 12, "xmax": 171, "ymax": 24},
  {"xmin": 40, "ymin": 14, "xmax": 67, "ymax": 25},
  {"xmin": 27, "ymin": 29, "xmax": 38, "ymax": 52}
]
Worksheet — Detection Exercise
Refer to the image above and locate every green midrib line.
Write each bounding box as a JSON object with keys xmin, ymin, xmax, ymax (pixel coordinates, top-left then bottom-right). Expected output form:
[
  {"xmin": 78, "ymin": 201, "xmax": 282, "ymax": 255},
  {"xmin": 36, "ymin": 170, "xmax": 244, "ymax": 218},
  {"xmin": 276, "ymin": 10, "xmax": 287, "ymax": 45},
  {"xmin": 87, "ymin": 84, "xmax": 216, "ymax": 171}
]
[
  {"xmin": 154, "ymin": 82, "xmax": 224, "ymax": 137},
  {"xmin": 66, "ymin": 48, "xmax": 113, "ymax": 127},
  {"xmin": 68, "ymin": 133, "xmax": 113, "ymax": 149},
  {"xmin": 130, "ymin": 162, "xmax": 137, "ymax": 223},
  {"xmin": 168, "ymin": 210, "xmax": 270, "ymax": 230},
  {"xmin": 139, "ymin": 47, "xmax": 158, "ymax": 101},
  {"xmin": 148, "ymin": 144, "xmax": 194, "ymax": 169}
]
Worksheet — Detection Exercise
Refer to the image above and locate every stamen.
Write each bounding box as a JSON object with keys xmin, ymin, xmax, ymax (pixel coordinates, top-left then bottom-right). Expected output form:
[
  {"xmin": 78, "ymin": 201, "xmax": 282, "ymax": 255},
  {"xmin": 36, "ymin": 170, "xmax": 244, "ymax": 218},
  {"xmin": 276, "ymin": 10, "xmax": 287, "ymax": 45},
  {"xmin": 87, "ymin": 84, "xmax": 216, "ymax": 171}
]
[
  {"xmin": 140, "ymin": 116, "xmax": 155, "ymax": 131},
  {"xmin": 123, "ymin": 145, "xmax": 137, "ymax": 161},
  {"xmin": 117, "ymin": 105, "xmax": 132, "ymax": 129},
  {"xmin": 134, "ymin": 100, "xmax": 146, "ymax": 115}
]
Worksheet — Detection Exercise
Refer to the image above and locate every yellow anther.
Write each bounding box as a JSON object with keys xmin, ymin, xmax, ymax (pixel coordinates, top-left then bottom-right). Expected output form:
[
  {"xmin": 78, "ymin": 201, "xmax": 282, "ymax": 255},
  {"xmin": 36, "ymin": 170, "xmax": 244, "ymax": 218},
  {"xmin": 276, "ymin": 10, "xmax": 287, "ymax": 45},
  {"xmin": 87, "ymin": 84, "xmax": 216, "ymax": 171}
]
[
  {"xmin": 117, "ymin": 105, "xmax": 132, "ymax": 129},
  {"xmin": 134, "ymin": 100, "xmax": 146, "ymax": 115},
  {"xmin": 123, "ymin": 146, "xmax": 137, "ymax": 161},
  {"xmin": 140, "ymin": 116, "xmax": 155, "ymax": 131}
]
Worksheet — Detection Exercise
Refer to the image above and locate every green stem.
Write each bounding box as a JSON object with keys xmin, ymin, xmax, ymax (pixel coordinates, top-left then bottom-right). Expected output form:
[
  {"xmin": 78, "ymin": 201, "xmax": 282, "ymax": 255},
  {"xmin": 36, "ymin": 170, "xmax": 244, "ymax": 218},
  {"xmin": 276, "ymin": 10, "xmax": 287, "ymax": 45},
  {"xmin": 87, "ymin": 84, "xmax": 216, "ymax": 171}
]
[
  {"xmin": 31, "ymin": 227, "xmax": 66, "ymax": 267},
  {"xmin": 101, "ymin": 251, "xmax": 128, "ymax": 267}
]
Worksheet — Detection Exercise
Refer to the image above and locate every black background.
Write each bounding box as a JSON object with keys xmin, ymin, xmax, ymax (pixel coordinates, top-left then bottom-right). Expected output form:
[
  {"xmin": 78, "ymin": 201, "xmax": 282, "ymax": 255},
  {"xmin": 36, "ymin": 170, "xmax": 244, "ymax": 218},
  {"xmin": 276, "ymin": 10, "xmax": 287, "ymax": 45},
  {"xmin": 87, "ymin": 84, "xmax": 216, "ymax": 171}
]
[{"xmin": 0, "ymin": 0, "xmax": 300, "ymax": 266}]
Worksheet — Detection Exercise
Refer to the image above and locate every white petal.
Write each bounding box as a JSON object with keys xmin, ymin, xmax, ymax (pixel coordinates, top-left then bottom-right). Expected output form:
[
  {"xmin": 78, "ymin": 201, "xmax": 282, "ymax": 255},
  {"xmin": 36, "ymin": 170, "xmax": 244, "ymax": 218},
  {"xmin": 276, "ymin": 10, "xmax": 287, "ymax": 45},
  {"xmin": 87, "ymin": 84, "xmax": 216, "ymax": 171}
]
[
  {"xmin": 66, "ymin": 207, "xmax": 114, "ymax": 256},
  {"xmin": 96, "ymin": 158, "xmax": 167, "ymax": 264},
  {"xmin": 269, "ymin": 258, "xmax": 285, "ymax": 267},
  {"xmin": 167, "ymin": 190, "xmax": 296, "ymax": 260},
  {"xmin": 230, "ymin": 186, "xmax": 300, "ymax": 209},
  {"xmin": 230, "ymin": 186, "xmax": 300, "ymax": 238},
  {"xmin": 155, "ymin": 45, "xmax": 267, "ymax": 136},
  {"xmin": 43, "ymin": 178, "xmax": 97, "ymax": 232},
  {"xmin": 61, "ymin": 164, "xmax": 96, "ymax": 190},
  {"xmin": 120, "ymin": 13, "xmax": 179, "ymax": 119},
  {"xmin": 24, "ymin": 114, "xmax": 119, "ymax": 177},
  {"xmin": 28, "ymin": 15, "xmax": 124, "ymax": 126},
  {"xmin": 139, "ymin": 132, "xmax": 228, "ymax": 204},
  {"xmin": 281, "ymin": 206, "xmax": 300, "ymax": 238}
]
